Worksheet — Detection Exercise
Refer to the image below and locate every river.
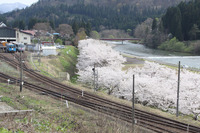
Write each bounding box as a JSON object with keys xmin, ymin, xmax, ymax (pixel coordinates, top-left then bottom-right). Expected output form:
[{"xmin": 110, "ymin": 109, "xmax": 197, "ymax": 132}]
[{"xmin": 109, "ymin": 41, "xmax": 200, "ymax": 69}]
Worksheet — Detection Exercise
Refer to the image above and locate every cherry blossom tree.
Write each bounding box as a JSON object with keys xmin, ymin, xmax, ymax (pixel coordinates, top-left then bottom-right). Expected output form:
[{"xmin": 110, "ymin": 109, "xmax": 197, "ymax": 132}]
[{"xmin": 76, "ymin": 39, "xmax": 200, "ymax": 116}]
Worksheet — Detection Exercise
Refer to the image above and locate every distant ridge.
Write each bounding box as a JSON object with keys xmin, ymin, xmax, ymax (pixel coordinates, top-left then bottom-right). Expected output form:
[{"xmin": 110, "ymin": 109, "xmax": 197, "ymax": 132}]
[
  {"xmin": 0, "ymin": 2, "xmax": 27, "ymax": 14},
  {"xmin": 2, "ymin": 0, "xmax": 191, "ymax": 31}
]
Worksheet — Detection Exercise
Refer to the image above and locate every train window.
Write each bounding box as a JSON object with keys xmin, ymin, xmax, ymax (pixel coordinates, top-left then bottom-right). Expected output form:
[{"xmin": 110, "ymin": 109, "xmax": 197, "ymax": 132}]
[{"xmin": 24, "ymin": 37, "xmax": 27, "ymax": 40}]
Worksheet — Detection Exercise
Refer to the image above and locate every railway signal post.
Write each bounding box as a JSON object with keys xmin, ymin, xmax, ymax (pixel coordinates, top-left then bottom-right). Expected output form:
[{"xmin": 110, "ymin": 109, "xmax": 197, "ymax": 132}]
[
  {"xmin": 92, "ymin": 64, "xmax": 98, "ymax": 91},
  {"xmin": 176, "ymin": 61, "xmax": 181, "ymax": 117},
  {"xmin": 7, "ymin": 79, "xmax": 10, "ymax": 85}
]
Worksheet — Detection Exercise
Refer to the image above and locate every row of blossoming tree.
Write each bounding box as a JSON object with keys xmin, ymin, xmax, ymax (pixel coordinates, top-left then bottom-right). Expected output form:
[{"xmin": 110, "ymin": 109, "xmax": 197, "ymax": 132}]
[{"xmin": 76, "ymin": 39, "xmax": 200, "ymax": 116}]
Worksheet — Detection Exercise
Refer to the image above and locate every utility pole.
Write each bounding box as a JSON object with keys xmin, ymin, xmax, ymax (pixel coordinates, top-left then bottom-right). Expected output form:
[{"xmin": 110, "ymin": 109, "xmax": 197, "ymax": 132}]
[
  {"xmin": 176, "ymin": 61, "xmax": 181, "ymax": 117},
  {"xmin": 20, "ymin": 50, "xmax": 22, "ymax": 92},
  {"xmin": 132, "ymin": 75, "xmax": 135, "ymax": 132}
]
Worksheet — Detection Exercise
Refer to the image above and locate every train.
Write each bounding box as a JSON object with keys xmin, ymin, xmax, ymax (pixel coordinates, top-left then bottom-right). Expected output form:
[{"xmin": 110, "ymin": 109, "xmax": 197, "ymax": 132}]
[
  {"xmin": 0, "ymin": 41, "xmax": 25, "ymax": 53},
  {"xmin": 15, "ymin": 43, "xmax": 25, "ymax": 52},
  {"xmin": 6, "ymin": 43, "xmax": 16, "ymax": 53},
  {"xmin": 0, "ymin": 41, "xmax": 7, "ymax": 52}
]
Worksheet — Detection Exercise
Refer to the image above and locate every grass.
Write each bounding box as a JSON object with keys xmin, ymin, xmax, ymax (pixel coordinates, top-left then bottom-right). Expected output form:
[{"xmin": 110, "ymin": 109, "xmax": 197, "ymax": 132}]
[
  {"xmin": 29, "ymin": 46, "xmax": 79, "ymax": 82},
  {"xmin": 0, "ymin": 128, "xmax": 13, "ymax": 133},
  {"xmin": 0, "ymin": 96, "xmax": 14, "ymax": 107},
  {"xmin": 0, "ymin": 82, "xmax": 142, "ymax": 133},
  {"xmin": 0, "ymin": 62, "xmax": 19, "ymax": 78},
  {"xmin": 122, "ymin": 64, "xmax": 142, "ymax": 70},
  {"xmin": 58, "ymin": 46, "xmax": 79, "ymax": 78}
]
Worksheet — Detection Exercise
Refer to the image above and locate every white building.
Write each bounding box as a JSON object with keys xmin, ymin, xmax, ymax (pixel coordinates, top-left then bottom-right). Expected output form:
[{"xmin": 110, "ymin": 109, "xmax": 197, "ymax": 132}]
[
  {"xmin": 16, "ymin": 30, "xmax": 32, "ymax": 44},
  {"xmin": 0, "ymin": 22, "xmax": 32, "ymax": 44}
]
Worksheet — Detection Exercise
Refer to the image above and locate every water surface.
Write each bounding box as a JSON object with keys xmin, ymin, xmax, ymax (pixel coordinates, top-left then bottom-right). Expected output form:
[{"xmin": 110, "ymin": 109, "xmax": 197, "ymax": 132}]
[{"xmin": 109, "ymin": 41, "xmax": 200, "ymax": 69}]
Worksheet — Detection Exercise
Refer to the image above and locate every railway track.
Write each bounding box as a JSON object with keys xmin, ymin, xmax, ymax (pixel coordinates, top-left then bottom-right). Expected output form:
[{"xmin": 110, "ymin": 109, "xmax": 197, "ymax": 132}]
[{"xmin": 0, "ymin": 53, "xmax": 200, "ymax": 133}]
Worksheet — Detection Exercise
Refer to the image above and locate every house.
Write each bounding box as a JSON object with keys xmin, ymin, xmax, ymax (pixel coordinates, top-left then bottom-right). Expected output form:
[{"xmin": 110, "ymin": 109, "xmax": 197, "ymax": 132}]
[
  {"xmin": 0, "ymin": 26, "xmax": 16, "ymax": 42},
  {"xmin": 21, "ymin": 30, "xmax": 36, "ymax": 37},
  {"xmin": 0, "ymin": 22, "xmax": 7, "ymax": 27},
  {"xmin": 16, "ymin": 29, "xmax": 32, "ymax": 44},
  {"xmin": 0, "ymin": 22, "xmax": 32, "ymax": 44}
]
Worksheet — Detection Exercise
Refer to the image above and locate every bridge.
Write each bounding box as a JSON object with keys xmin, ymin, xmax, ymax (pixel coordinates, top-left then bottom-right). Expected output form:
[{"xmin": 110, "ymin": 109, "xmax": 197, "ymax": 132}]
[{"xmin": 100, "ymin": 38, "xmax": 140, "ymax": 44}]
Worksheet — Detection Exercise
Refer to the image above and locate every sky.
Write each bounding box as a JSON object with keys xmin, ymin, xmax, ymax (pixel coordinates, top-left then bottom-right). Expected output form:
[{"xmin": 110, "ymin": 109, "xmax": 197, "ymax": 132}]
[{"xmin": 0, "ymin": 0, "xmax": 39, "ymax": 6}]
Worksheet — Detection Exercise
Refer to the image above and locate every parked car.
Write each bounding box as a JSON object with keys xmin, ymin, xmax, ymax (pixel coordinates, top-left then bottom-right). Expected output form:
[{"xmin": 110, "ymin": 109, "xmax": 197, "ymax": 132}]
[{"xmin": 56, "ymin": 45, "xmax": 65, "ymax": 49}]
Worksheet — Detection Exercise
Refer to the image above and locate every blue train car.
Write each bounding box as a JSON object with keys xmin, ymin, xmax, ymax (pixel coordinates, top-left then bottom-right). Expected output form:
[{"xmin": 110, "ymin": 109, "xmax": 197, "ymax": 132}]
[{"xmin": 6, "ymin": 43, "xmax": 16, "ymax": 53}]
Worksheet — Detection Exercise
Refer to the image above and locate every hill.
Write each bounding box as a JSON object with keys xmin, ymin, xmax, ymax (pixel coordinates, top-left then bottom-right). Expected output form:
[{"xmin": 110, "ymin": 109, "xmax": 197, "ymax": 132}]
[
  {"xmin": 0, "ymin": 2, "xmax": 27, "ymax": 14},
  {"xmin": 3, "ymin": 0, "xmax": 190, "ymax": 31},
  {"xmin": 33, "ymin": 0, "xmax": 190, "ymax": 9}
]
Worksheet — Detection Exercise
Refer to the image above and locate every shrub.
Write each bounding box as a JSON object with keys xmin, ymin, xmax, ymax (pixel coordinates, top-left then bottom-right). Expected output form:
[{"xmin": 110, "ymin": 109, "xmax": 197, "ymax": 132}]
[
  {"xmin": 192, "ymin": 41, "xmax": 200, "ymax": 54},
  {"xmin": 158, "ymin": 37, "xmax": 189, "ymax": 52}
]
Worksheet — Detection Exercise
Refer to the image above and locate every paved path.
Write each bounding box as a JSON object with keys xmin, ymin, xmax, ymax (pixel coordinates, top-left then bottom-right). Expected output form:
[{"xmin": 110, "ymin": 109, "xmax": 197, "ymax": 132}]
[{"xmin": 0, "ymin": 102, "xmax": 14, "ymax": 113}]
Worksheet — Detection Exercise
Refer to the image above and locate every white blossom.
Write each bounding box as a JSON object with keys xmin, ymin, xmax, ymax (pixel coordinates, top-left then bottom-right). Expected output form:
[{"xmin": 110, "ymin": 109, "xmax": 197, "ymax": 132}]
[{"xmin": 76, "ymin": 39, "xmax": 200, "ymax": 115}]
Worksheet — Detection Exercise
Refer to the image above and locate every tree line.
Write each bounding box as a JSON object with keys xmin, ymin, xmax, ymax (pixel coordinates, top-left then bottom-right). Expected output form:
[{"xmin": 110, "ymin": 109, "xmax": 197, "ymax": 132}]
[
  {"xmin": 134, "ymin": 0, "xmax": 200, "ymax": 54},
  {"xmin": 162, "ymin": 0, "xmax": 200, "ymax": 41},
  {"xmin": 3, "ymin": 3, "xmax": 163, "ymax": 33}
]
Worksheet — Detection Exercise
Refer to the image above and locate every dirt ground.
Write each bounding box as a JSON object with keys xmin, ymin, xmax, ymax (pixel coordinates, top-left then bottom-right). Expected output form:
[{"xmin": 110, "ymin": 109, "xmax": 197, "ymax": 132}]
[{"xmin": 125, "ymin": 56, "xmax": 144, "ymax": 64}]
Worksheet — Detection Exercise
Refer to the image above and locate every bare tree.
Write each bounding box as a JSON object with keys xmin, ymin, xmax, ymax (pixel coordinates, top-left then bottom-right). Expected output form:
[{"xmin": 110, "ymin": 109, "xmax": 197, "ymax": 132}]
[
  {"xmin": 100, "ymin": 29, "xmax": 130, "ymax": 38},
  {"xmin": 33, "ymin": 22, "xmax": 52, "ymax": 32},
  {"xmin": 134, "ymin": 18, "xmax": 153, "ymax": 39},
  {"xmin": 56, "ymin": 24, "xmax": 74, "ymax": 38}
]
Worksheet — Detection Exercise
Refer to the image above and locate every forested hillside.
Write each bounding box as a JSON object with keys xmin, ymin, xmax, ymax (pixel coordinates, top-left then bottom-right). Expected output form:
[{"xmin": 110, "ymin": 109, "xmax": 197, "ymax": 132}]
[
  {"xmin": 136, "ymin": 0, "xmax": 200, "ymax": 54},
  {"xmin": 32, "ymin": 0, "xmax": 190, "ymax": 9},
  {"xmin": 2, "ymin": 0, "xmax": 189, "ymax": 31},
  {"xmin": 162, "ymin": 0, "xmax": 200, "ymax": 41}
]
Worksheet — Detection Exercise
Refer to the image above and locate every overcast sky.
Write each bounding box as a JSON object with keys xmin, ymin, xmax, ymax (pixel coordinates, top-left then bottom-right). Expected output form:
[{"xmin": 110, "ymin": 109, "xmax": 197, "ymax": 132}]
[{"xmin": 0, "ymin": 0, "xmax": 39, "ymax": 6}]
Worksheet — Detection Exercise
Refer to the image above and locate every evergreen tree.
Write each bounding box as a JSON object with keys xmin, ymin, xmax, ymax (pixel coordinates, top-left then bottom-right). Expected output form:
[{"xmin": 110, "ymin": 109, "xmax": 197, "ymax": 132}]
[
  {"xmin": 19, "ymin": 20, "xmax": 25, "ymax": 30},
  {"xmin": 162, "ymin": 0, "xmax": 200, "ymax": 41},
  {"xmin": 72, "ymin": 21, "xmax": 79, "ymax": 35},
  {"xmin": 12, "ymin": 20, "xmax": 25, "ymax": 29},
  {"xmin": 28, "ymin": 18, "xmax": 38, "ymax": 29},
  {"xmin": 3, "ymin": 2, "xmax": 163, "ymax": 33},
  {"xmin": 162, "ymin": 7, "xmax": 183, "ymax": 41},
  {"xmin": 0, "ymin": 15, "xmax": 7, "ymax": 24},
  {"xmin": 152, "ymin": 18, "xmax": 157, "ymax": 31},
  {"xmin": 189, "ymin": 24, "xmax": 200, "ymax": 40},
  {"xmin": 50, "ymin": 20, "xmax": 55, "ymax": 30},
  {"xmin": 174, "ymin": 7, "xmax": 183, "ymax": 41},
  {"xmin": 85, "ymin": 22, "xmax": 91, "ymax": 36}
]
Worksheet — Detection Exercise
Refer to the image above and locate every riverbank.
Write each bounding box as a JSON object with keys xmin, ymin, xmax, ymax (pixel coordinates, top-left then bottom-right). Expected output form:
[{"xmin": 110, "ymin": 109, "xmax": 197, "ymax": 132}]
[
  {"xmin": 122, "ymin": 52, "xmax": 200, "ymax": 73},
  {"xmin": 111, "ymin": 40, "xmax": 200, "ymax": 70}
]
